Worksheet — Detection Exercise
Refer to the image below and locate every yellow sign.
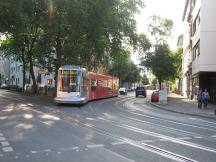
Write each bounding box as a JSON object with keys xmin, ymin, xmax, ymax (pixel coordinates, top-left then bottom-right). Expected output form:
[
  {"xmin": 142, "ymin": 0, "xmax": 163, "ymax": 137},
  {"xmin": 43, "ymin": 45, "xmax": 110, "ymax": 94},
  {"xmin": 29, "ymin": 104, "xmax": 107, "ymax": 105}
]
[{"xmin": 62, "ymin": 70, "xmax": 77, "ymax": 75}]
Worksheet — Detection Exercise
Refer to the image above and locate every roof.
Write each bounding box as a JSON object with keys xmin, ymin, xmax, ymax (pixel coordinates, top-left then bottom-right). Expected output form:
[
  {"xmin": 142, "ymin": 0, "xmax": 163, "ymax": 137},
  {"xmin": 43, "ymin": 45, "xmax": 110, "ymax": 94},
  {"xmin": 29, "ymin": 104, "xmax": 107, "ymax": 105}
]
[{"xmin": 59, "ymin": 65, "xmax": 81, "ymax": 70}]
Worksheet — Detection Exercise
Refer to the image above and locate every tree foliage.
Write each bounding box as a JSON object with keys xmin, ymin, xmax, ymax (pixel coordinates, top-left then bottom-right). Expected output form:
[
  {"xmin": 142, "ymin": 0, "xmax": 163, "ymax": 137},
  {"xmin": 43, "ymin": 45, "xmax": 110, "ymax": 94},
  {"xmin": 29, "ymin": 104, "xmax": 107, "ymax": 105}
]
[
  {"xmin": 0, "ymin": 0, "xmax": 144, "ymax": 95},
  {"xmin": 172, "ymin": 47, "xmax": 183, "ymax": 79},
  {"xmin": 141, "ymin": 74, "xmax": 149, "ymax": 85},
  {"xmin": 140, "ymin": 15, "xmax": 175, "ymax": 89},
  {"xmin": 108, "ymin": 49, "xmax": 140, "ymax": 85}
]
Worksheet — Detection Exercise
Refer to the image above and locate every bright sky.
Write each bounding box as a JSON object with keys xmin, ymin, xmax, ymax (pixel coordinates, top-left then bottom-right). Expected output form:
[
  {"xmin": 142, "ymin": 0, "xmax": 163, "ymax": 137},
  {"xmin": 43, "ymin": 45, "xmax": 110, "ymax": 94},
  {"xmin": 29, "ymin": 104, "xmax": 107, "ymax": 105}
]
[{"xmin": 133, "ymin": 0, "xmax": 185, "ymax": 64}]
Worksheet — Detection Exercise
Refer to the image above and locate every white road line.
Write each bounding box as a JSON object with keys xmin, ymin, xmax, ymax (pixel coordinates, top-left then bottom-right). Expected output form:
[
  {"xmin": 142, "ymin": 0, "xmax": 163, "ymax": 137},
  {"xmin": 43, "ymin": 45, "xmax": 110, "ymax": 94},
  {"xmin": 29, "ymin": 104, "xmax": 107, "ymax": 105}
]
[
  {"xmin": 43, "ymin": 149, "xmax": 52, "ymax": 152},
  {"xmin": 142, "ymin": 140, "xmax": 154, "ymax": 143},
  {"xmin": 111, "ymin": 141, "xmax": 127, "ymax": 145},
  {"xmin": 177, "ymin": 137, "xmax": 192, "ymax": 140},
  {"xmin": 2, "ymin": 147, "xmax": 14, "ymax": 152},
  {"xmin": 86, "ymin": 144, "xmax": 104, "ymax": 148},
  {"xmin": 1, "ymin": 141, "xmax": 10, "ymax": 146},
  {"xmin": 194, "ymin": 136, "xmax": 203, "ymax": 139},
  {"xmin": 158, "ymin": 139, "xmax": 168, "ymax": 141},
  {"xmin": 211, "ymin": 135, "xmax": 216, "ymax": 138},
  {"xmin": 129, "ymin": 111, "xmax": 216, "ymax": 132},
  {"xmin": 31, "ymin": 151, "xmax": 38, "ymax": 154},
  {"xmin": 67, "ymin": 146, "xmax": 79, "ymax": 150},
  {"xmin": 118, "ymin": 124, "xmax": 216, "ymax": 153},
  {"xmin": 0, "ymin": 137, "xmax": 6, "ymax": 141},
  {"xmin": 0, "ymin": 133, "xmax": 3, "ymax": 136}
]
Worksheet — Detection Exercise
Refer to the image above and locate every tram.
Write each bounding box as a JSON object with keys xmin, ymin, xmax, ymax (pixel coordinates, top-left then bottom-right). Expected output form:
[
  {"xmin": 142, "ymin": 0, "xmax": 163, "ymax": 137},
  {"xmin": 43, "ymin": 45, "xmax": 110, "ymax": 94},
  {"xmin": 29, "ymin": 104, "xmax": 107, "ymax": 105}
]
[{"xmin": 54, "ymin": 65, "xmax": 119, "ymax": 104}]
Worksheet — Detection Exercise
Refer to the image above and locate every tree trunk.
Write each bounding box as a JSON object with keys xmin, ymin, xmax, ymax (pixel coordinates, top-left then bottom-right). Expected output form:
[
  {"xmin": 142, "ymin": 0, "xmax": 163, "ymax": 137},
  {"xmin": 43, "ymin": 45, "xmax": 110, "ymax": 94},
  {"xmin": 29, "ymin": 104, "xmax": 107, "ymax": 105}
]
[
  {"xmin": 21, "ymin": 50, "xmax": 26, "ymax": 92},
  {"xmin": 28, "ymin": 52, "xmax": 37, "ymax": 94},
  {"xmin": 53, "ymin": 32, "xmax": 62, "ymax": 97},
  {"xmin": 158, "ymin": 78, "xmax": 162, "ymax": 90}
]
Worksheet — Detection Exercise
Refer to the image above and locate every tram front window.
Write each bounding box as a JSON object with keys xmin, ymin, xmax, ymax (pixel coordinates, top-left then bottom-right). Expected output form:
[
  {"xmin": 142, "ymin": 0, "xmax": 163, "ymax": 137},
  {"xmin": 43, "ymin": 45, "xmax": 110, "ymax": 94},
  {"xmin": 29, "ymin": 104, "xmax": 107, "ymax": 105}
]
[{"xmin": 60, "ymin": 70, "xmax": 81, "ymax": 92}]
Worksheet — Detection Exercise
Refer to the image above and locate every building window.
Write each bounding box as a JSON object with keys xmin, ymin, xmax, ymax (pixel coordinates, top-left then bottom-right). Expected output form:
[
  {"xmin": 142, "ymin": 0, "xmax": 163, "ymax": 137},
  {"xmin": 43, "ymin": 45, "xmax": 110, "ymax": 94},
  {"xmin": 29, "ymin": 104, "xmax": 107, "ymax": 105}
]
[
  {"xmin": 192, "ymin": 40, "xmax": 200, "ymax": 60},
  {"xmin": 192, "ymin": 10, "xmax": 200, "ymax": 35},
  {"xmin": 47, "ymin": 79, "xmax": 52, "ymax": 85}
]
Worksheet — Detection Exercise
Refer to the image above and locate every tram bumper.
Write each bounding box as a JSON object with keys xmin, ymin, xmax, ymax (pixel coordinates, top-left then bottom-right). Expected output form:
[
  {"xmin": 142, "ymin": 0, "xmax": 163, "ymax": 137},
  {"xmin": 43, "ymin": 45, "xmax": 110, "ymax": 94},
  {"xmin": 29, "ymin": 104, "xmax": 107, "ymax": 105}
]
[{"xmin": 54, "ymin": 97, "xmax": 87, "ymax": 104}]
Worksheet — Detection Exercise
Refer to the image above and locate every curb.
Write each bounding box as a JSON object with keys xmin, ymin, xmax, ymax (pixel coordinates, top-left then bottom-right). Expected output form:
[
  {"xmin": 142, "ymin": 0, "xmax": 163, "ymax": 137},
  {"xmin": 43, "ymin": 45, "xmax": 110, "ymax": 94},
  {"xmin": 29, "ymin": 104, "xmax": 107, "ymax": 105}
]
[{"xmin": 150, "ymin": 102, "xmax": 216, "ymax": 120}]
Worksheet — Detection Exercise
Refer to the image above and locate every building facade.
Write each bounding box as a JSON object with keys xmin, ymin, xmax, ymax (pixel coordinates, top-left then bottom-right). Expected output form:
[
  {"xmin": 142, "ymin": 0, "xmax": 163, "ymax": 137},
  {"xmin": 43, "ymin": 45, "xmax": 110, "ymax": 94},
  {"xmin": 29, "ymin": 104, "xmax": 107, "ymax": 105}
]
[
  {"xmin": 9, "ymin": 58, "xmax": 55, "ymax": 90},
  {"xmin": 0, "ymin": 51, "xmax": 10, "ymax": 85},
  {"xmin": 182, "ymin": 0, "xmax": 216, "ymax": 103}
]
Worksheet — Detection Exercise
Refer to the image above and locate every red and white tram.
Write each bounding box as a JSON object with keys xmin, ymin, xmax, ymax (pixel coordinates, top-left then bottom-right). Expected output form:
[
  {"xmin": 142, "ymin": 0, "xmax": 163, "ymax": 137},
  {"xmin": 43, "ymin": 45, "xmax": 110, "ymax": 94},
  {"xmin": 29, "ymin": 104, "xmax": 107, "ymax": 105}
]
[{"xmin": 54, "ymin": 65, "xmax": 119, "ymax": 104}]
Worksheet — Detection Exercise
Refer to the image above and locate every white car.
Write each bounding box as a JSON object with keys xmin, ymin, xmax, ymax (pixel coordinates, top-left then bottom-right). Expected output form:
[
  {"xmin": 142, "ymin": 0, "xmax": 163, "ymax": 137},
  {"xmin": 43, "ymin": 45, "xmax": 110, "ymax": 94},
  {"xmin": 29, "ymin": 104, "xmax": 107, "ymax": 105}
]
[
  {"xmin": 0, "ymin": 83, "xmax": 9, "ymax": 89},
  {"xmin": 119, "ymin": 87, "xmax": 127, "ymax": 95}
]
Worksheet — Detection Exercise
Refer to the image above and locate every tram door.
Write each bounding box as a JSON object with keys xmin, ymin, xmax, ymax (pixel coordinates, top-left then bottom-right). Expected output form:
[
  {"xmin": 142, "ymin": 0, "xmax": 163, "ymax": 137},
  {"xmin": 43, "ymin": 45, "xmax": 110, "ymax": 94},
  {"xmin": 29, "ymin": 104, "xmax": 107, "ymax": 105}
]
[{"xmin": 88, "ymin": 72, "xmax": 97, "ymax": 100}]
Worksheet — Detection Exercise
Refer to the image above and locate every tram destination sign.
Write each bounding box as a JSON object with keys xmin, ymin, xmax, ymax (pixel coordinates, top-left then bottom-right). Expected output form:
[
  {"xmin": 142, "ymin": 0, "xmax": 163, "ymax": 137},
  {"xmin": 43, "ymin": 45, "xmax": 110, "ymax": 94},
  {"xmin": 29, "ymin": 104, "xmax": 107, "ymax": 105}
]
[{"xmin": 62, "ymin": 70, "xmax": 77, "ymax": 75}]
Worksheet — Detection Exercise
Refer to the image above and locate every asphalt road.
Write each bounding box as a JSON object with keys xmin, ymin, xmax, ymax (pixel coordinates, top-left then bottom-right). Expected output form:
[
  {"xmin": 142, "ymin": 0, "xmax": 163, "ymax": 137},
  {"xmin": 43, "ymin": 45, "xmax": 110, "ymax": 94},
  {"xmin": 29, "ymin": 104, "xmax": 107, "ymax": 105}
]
[{"xmin": 0, "ymin": 90, "xmax": 216, "ymax": 162}]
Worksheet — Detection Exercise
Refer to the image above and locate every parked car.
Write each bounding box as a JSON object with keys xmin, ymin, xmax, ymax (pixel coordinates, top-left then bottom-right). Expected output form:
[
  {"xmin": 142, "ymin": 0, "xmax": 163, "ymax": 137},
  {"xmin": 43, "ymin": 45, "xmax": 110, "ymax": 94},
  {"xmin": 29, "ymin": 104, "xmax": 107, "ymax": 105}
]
[
  {"xmin": 119, "ymin": 87, "xmax": 127, "ymax": 95},
  {"xmin": 135, "ymin": 86, "xmax": 146, "ymax": 97},
  {"xmin": 0, "ymin": 83, "xmax": 9, "ymax": 89},
  {"xmin": 151, "ymin": 90, "xmax": 159, "ymax": 102}
]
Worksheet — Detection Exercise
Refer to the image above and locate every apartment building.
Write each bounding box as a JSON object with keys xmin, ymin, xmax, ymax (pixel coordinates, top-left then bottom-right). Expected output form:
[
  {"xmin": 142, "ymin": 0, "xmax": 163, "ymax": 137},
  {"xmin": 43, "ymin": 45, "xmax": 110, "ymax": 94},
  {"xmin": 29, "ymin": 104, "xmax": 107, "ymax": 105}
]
[
  {"xmin": 0, "ymin": 52, "xmax": 10, "ymax": 85},
  {"xmin": 182, "ymin": 0, "xmax": 216, "ymax": 102},
  {"xmin": 9, "ymin": 58, "xmax": 55, "ymax": 90}
]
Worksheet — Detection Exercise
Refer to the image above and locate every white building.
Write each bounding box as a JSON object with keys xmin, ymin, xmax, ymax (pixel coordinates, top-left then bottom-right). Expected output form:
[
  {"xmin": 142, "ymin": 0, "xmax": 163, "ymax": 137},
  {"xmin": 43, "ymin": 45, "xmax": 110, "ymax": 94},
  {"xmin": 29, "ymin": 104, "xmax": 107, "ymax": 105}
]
[
  {"xmin": 182, "ymin": 0, "xmax": 216, "ymax": 102},
  {"xmin": 9, "ymin": 58, "xmax": 55, "ymax": 90},
  {"xmin": 0, "ymin": 52, "xmax": 10, "ymax": 85}
]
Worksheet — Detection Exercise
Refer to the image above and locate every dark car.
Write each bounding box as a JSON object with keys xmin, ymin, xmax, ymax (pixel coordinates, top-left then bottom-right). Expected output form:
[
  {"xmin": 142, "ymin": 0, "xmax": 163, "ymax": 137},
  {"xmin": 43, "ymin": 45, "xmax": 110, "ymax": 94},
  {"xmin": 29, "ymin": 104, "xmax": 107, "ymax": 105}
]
[
  {"xmin": 151, "ymin": 90, "xmax": 159, "ymax": 102},
  {"xmin": 135, "ymin": 86, "xmax": 146, "ymax": 97}
]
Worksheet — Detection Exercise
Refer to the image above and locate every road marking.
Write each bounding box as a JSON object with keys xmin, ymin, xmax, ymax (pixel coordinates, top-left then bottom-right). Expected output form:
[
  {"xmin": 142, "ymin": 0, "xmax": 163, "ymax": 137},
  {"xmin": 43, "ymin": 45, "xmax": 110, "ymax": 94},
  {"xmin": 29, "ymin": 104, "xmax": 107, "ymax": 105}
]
[
  {"xmin": 118, "ymin": 124, "xmax": 216, "ymax": 153},
  {"xmin": 177, "ymin": 137, "xmax": 192, "ymax": 140},
  {"xmin": 111, "ymin": 141, "xmax": 126, "ymax": 145},
  {"xmin": 2, "ymin": 147, "xmax": 14, "ymax": 152},
  {"xmin": 194, "ymin": 136, "xmax": 202, "ymax": 139},
  {"xmin": 0, "ymin": 133, "xmax": 3, "ymax": 136},
  {"xmin": 1, "ymin": 141, "xmax": 10, "ymax": 146},
  {"xmin": 142, "ymin": 140, "xmax": 154, "ymax": 143},
  {"xmin": 43, "ymin": 149, "xmax": 51, "ymax": 152},
  {"xmin": 129, "ymin": 111, "xmax": 216, "ymax": 132},
  {"xmin": 31, "ymin": 151, "xmax": 38, "ymax": 154},
  {"xmin": 87, "ymin": 144, "xmax": 104, "ymax": 148},
  {"xmin": 0, "ymin": 137, "xmax": 6, "ymax": 141},
  {"xmin": 158, "ymin": 139, "xmax": 168, "ymax": 141},
  {"xmin": 211, "ymin": 135, "xmax": 216, "ymax": 138}
]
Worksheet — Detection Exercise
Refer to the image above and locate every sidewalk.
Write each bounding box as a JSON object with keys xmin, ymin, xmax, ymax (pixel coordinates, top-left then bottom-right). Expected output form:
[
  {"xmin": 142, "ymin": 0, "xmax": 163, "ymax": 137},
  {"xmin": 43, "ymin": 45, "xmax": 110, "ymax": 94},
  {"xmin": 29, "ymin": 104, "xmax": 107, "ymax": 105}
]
[{"xmin": 151, "ymin": 93, "xmax": 216, "ymax": 119}]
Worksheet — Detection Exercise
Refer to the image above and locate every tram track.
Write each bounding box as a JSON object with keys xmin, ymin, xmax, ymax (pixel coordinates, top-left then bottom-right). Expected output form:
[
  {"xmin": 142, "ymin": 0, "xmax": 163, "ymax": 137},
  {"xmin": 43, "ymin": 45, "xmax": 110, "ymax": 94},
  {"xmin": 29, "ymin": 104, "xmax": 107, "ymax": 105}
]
[{"xmin": 0, "ymin": 93, "xmax": 215, "ymax": 162}]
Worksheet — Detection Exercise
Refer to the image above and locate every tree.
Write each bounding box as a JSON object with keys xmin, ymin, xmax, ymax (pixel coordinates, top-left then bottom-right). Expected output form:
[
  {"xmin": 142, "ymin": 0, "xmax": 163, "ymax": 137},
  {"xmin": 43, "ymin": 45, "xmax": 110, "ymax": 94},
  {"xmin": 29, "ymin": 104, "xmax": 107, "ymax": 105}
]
[
  {"xmin": 141, "ymin": 74, "xmax": 149, "ymax": 85},
  {"xmin": 142, "ymin": 44, "xmax": 175, "ymax": 89},
  {"xmin": 0, "ymin": 0, "xmax": 145, "ymax": 96},
  {"xmin": 0, "ymin": 0, "xmax": 49, "ymax": 93},
  {"xmin": 124, "ymin": 62, "xmax": 141, "ymax": 84},
  {"xmin": 148, "ymin": 15, "xmax": 173, "ymax": 45},
  {"xmin": 140, "ymin": 15, "xmax": 175, "ymax": 89},
  {"xmin": 172, "ymin": 47, "xmax": 183, "ymax": 91}
]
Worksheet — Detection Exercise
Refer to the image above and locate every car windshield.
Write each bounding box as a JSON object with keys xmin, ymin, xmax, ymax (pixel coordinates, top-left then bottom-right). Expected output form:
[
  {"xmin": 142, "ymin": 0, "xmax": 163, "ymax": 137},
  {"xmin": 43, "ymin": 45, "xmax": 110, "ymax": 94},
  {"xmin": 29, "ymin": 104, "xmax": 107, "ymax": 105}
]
[{"xmin": 136, "ymin": 87, "xmax": 145, "ymax": 90}]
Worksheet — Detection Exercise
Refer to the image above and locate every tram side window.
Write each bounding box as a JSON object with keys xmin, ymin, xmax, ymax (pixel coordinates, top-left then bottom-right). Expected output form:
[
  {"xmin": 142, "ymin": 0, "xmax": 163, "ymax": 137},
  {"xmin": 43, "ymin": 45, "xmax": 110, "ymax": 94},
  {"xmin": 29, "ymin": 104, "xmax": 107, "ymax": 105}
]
[{"xmin": 91, "ymin": 79, "xmax": 96, "ymax": 91}]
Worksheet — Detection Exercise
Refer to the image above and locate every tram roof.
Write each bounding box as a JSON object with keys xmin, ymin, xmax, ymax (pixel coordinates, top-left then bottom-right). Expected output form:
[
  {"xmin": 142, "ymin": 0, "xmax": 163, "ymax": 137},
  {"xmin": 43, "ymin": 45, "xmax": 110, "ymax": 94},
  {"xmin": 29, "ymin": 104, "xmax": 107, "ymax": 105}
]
[{"xmin": 59, "ymin": 65, "xmax": 82, "ymax": 70}]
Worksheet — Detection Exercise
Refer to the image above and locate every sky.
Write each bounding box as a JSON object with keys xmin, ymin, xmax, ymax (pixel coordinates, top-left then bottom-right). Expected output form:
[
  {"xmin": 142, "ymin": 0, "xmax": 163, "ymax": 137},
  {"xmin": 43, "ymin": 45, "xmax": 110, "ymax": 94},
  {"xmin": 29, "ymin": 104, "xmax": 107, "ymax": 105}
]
[{"xmin": 133, "ymin": 0, "xmax": 186, "ymax": 63}]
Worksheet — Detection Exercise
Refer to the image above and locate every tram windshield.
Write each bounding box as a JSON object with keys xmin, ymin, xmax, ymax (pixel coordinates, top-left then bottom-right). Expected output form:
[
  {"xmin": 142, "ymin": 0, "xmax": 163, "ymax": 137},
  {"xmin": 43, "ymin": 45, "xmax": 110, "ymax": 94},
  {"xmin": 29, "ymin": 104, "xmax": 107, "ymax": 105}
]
[{"xmin": 59, "ymin": 70, "xmax": 81, "ymax": 92}]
